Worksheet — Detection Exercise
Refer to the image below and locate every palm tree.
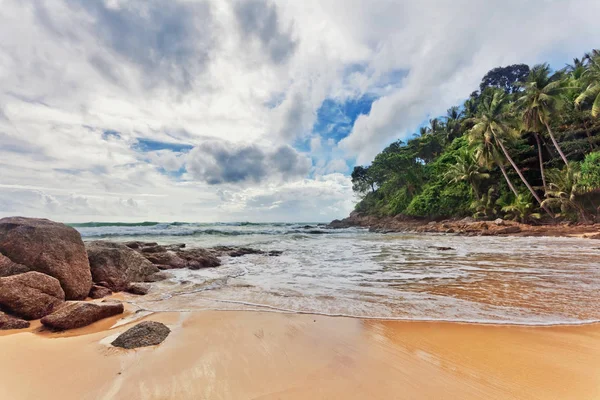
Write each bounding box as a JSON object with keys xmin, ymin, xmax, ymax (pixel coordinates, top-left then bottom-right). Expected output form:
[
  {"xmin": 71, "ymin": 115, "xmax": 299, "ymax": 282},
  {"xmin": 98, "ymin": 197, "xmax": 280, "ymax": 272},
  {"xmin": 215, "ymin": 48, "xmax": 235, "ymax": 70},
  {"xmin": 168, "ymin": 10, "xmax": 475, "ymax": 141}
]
[
  {"xmin": 444, "ymin": 148, "xmax": 489, "ymax": 199},
  {"xmin": 500, "ymin": 194, "xmax": 541, "ymax": 223},
  {"xmin": 542, "ymin": 163, "xmax": 588, "ymax": 221},
  {"xmin": 518, "ymin": 64, "xmax": 569, "ymax": 167},
  {"xmin": 575, "ymin": 50, "xmax": 600, "ymax": 118},
  {"xmin": 468, "ymin": 89, "xmax": 554, "ymax": 216}
]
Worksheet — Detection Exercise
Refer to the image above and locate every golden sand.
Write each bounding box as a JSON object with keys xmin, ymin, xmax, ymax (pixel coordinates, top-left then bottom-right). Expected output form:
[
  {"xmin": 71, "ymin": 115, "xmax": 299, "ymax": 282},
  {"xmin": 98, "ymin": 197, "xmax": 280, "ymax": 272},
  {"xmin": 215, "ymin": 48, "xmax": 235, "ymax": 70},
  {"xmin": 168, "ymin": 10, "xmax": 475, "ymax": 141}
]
[{"xmin": 0, "ymin": 310, "xmax": 599, "ymax": 400}]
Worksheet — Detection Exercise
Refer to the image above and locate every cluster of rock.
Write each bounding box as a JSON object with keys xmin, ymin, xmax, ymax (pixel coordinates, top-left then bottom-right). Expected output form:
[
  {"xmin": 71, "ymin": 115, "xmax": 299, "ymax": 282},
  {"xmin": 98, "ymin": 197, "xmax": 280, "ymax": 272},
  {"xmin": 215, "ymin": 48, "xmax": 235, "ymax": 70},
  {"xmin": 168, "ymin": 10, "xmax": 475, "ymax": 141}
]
[
  {"xmin": 329, "ymin": 211, "xmax": 600, "ymax": 238},
  {"xmin": 0, "ymin": 217, "xmax": 278, "ymax": 333}
]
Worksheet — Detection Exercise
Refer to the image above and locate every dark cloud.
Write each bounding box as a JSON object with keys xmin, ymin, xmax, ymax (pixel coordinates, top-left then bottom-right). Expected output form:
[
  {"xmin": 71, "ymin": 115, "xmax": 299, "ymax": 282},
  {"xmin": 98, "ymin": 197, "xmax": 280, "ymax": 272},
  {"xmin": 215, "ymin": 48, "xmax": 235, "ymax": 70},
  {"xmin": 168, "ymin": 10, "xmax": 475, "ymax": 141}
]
[
  {"xmin": 66, "ymin": 0, "xmax": 215, "ymax": 91},
  {"xmin": 234, "ymin": 0, "xmax": 297, "ymax": 63},
  {"xmin": 186, "ymin": 140, "xmax": 310, "ymax": 184}
]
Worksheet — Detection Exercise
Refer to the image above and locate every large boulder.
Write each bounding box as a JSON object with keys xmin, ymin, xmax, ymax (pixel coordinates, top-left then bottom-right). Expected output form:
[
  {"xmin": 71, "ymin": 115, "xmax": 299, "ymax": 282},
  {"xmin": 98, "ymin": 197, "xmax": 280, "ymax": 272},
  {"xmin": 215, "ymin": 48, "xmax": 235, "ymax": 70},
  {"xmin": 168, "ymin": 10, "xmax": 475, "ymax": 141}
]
[
  {"xmin": 0, "ymin": 217, "xmax": 92, "ymax": 299},
  {"xmin": 41, "ymin": 301, "xmax": 124, "ymax": 330},
  {"xmin": 0, "ymin": 252, "xmax": 29, "ymax": 277},
  {"xmin": 86, "ymin": 241, "xmax": 160, "ymax": 291},
  {"xmin": 0, "ymin": 312, "xmax": 30, "ymax": 330},
  {"xmin": 111, "ymin": 321, "xmax": 171, "ymax": 349},
  {"xmin": 0, "ymin": 272, "xmax": 65, "ymax": 320}
]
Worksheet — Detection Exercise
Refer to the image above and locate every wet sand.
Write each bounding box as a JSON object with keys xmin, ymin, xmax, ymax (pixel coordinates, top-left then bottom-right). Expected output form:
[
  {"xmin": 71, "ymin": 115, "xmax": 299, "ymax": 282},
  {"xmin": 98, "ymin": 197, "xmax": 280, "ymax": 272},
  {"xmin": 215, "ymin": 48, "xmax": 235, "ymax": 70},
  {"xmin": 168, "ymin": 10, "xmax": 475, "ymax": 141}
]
[{"xmin": 0, "ymin": 311, "xmax": 599, "ymax": 400}]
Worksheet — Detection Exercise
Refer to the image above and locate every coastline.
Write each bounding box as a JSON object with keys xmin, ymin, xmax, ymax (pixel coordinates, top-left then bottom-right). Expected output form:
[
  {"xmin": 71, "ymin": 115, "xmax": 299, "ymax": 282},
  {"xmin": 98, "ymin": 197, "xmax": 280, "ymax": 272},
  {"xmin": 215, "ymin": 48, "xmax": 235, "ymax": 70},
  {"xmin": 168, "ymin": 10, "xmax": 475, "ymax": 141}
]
[
  {"xmin": 329, "ymin": 212, "xmax": 600, "ymax": 238},
  {"xmin": 1, "ymin": 308, "xmax": 599, "ymax": 400}
]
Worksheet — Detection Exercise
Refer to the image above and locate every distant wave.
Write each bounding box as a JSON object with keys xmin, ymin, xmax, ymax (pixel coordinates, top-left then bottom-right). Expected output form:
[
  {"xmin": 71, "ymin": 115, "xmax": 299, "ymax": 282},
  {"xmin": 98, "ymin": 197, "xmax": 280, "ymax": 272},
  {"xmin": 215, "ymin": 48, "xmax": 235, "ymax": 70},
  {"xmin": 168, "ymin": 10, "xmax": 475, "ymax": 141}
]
[
  {"xmin": 69, "ymin": 221, "xmax": 164, "ymax": 228},
  {"xmin": 72, "ymin": 221, "xmax": 343, "ymax": 238}
]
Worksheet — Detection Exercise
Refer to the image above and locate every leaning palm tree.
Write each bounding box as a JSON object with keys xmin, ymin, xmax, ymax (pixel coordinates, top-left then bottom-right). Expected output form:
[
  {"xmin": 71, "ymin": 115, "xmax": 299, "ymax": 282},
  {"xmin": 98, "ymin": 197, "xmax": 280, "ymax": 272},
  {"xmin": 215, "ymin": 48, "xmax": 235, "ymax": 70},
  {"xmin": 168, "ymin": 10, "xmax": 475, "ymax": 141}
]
[
  {"xmin": 468, "ymin": 89, "xmax": 554, "ymax": 216},
  {"xmin": 444, "ymin": 148, "xmax": 489, "ymax": 199},
  {"xmin": 518, "ymin": 64, "xmax": 569, "ymax": 167},
  {"xmin": 575, "ymin": 50, "xmax": 600, "ymax": 118}
]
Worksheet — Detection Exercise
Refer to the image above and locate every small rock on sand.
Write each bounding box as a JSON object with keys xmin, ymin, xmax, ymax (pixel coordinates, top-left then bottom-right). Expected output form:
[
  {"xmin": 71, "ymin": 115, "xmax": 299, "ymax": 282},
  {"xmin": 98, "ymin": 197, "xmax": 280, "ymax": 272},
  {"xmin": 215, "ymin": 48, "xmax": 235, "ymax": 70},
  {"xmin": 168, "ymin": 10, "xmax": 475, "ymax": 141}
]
[
  {"xmin": 0, "ymin": 271, "xmax": 65, "ymax": 320},
  {"xmin": 127, "ymin": 282, "xmax": 151, "ymax": 295},
  {"xmin": 89, "ymin": 285, "xmax": 113, "ymax": 299},
  {"xmin": 111, "ymin": 321, "xmax": 171, "ymax": 349}
]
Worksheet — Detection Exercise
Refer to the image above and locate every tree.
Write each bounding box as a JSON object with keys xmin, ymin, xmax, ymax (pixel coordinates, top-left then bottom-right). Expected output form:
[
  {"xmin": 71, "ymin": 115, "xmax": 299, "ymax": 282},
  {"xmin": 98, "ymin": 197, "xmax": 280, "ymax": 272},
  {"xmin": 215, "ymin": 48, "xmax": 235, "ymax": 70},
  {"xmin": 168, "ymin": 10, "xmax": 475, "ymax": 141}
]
[
  {"xmin": 542, "ymin": 163, "xmax": 588, "ymax": 221},
  {"xmin": 444, "ymin": 148, "xmax": 489, "ymax": 199},
  {"xmin": 468, "ymin": 89, "xmax": 554, "ymax": 216},
  {"xmin": 479, "ymin": 64, "xmax": 530, "ymax": 94},
  {"xmin": 500, "ymin": 194, "xmax": 541, "ymax": 223},
  {"xmin": 518, "ymin": 64, "xmax": 569, "ymax": 167},
  {"xmin": 575, "ymin": 50, "xmax": 600, "ymax": 117},
  {"xmin": 351, "ymin": 166, "xmax": 376, "ymax": 195}
]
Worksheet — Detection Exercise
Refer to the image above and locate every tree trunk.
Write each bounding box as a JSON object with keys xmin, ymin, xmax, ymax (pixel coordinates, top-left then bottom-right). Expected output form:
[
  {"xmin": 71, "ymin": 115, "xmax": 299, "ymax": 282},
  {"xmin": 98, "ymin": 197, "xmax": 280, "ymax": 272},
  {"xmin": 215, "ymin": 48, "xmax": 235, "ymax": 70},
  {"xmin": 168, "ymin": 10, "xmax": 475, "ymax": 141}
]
[
  {"xmin": 495, "ymin": 138, "xmax": 554, "ymax": 218},
  {"xmin": 544, "ymin": 121, "xmax": 569, "ymax": 167},
  {"xmin": 534, "ymin": 133, "xmax": 547, "ymax": 195},
  {"xmin": 492, "ymin": 151, "xmax": 519, "ymax": 197}
]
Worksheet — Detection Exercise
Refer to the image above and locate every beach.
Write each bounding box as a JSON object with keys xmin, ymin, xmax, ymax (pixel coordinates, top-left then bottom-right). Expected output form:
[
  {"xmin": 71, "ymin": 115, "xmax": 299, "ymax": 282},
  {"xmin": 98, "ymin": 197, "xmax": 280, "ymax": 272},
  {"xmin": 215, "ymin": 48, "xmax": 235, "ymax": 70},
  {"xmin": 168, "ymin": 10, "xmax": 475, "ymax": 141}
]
[{"xmin": 1, "ymin": 309, "xmax": 599, "ymax": 400}]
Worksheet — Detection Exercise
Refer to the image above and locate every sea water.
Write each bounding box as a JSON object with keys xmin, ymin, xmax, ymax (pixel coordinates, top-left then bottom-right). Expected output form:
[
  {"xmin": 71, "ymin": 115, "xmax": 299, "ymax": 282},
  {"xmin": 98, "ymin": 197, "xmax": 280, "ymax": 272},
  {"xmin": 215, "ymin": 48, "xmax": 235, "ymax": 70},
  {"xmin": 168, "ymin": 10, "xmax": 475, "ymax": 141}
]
[{"xmin": 73, "ymin": 222, "xmax": 600, "ymax": 325}]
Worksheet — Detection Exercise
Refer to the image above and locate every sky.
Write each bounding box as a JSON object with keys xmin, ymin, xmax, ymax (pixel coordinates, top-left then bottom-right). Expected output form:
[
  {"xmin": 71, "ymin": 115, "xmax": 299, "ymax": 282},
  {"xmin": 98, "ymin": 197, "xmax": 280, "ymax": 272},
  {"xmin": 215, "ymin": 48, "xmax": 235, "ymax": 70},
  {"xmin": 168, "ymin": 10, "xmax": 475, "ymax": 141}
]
[{"xmin": 0, "ymin": 0, "xmax": 599, "ymax": 222}]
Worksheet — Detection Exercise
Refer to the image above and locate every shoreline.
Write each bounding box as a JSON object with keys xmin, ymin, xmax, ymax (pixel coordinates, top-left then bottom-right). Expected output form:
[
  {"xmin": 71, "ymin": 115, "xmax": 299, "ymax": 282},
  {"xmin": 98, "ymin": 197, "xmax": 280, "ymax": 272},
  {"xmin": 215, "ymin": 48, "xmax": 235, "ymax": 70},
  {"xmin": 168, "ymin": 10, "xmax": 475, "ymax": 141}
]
[
  {"xmin": 1, "ymin": 308, "xmax": 599, "ymax": 399},
  {"xmin": 329, "ymin": 212, "xmax": 600, "ymax": 238}
]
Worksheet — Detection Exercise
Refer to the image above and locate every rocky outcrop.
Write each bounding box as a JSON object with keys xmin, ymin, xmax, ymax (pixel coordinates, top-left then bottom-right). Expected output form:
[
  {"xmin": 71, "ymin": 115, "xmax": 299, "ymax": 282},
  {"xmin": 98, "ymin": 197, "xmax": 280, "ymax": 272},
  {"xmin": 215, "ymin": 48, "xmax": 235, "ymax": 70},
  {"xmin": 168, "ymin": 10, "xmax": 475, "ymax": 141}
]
[
  {"xmin": 0, "ymin": 311, "xmax": 30, "ymax": 330},
  {"xmin": 143, "ymin": 251, "xmax": 187, "ymax": 269},
  {"xmin": 86, "ymin": 241, "xmax": 161, "ymax": 292},
  {"xmin": 175, "ymin": 248, "xmax": 221, "ymax": 270},
  {"xmin": 127, "ymin": 282, "xmax": 151, "ymax": 295},
  {"xmin": 111, "ymin": 321, "xmax": 171, "ymax": 349},
  {"xmin": 0, "ymin": 252, "xmax": 29, "ymax": 277},
  {"xmin": 0, "ymin": 272, "xmax": 65, "ymax": 320},
  {"xmin": 41, "ymin": 301, "xmax": 124, "ymax": 330},
  {"xmin": 89, "ymin": 285, "xmax": 113, "ymax": 299},
  {"xmin": 0, "ymin": 217, "xmax": 92, "ymax": 299},
  {"xmin": 329, "ymin": 212, "xmax": 600, "ymax": 238}
]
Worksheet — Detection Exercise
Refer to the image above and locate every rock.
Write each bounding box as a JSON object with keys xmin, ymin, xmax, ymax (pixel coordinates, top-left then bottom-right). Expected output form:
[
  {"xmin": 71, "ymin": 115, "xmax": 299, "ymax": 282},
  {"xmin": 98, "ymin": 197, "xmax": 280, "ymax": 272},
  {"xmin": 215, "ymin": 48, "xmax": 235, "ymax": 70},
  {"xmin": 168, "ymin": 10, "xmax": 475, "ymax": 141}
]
[
  {"xmin": 141, "ymin": 245, "xmax": 167, "ymax": 253},
  {"xmin": 0, "ymin": 252, "xmax": 29, "ymax": 277},
  {"xmin": 176, "ymin": 248, "xmax": 221, "ymax": 270},
  {"xmin": 89, "ymin": 285, "xmax": 113, "ymax": 299},
  {"xmin": 0, "ymin": 217, "xmax": 92, "ymax": 299},
  {"xmin": 144, "ymin": 251, "xmax": 187, "ymax": 269},
  {"xmin": 587, "ymin": 233, "xmax": 600, "ymax": 240},
  {"xmin": 267, "ymin": 250, "xmax": 283, "ymax": 256},
  {"xmin": 41, "ymin": 301, "xmax": 124, "ymax": 330},
  {"xmin": 127, "ymin": 282, "xmax": 151, "ymax": 295},
  {"xmin": 86, "ymin": 241, "xmax": 160, "ymax": 291},
  {"xmin": 144, "ymin": 272, "xmax": 172, "ymax": 282},
  {"xmin": 0, "ymin": 311, "xmax": 30, "ymax": 330},
  {"xmin": 0, "ymin": 272, "xmax": 65, "ymax": 319},
  {"xmin": 493, "ymin": 218, "xmax": 505, "ymax": 226},
  {"xmin": 428, "ymin": 246, "xmax": 454, "ymax": 251},
  {"xmin": 495, "ymin": 226, "xmax": 522, "ymax": 235},
  {"xmin": 111, "ymin": 321, "xmax": 171, "ymax": 349}
]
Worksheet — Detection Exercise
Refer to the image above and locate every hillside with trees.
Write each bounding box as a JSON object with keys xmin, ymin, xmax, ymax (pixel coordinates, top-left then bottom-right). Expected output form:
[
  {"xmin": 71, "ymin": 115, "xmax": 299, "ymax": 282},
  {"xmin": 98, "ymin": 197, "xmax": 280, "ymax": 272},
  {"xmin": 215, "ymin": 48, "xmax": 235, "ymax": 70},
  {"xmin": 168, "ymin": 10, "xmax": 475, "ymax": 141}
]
[{"xmin": 351, "ymin": 50, "xmax": 600, "ymax": 223}]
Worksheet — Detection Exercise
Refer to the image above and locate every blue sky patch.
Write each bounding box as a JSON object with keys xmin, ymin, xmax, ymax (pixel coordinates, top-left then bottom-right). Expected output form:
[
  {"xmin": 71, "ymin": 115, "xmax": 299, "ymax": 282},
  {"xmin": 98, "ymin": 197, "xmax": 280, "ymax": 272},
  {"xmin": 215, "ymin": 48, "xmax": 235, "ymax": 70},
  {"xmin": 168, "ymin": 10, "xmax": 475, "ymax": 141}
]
[
  {"xmin": 312, "ymin": 95, "xmax": 376, "ymax": 143},
  {"xmin": 102, "ymin": 129, "xmax": 121, "ymax": 140},
  {"xmin": 134, "ymin": 138, "xmax": 194, "ymax": 153}
]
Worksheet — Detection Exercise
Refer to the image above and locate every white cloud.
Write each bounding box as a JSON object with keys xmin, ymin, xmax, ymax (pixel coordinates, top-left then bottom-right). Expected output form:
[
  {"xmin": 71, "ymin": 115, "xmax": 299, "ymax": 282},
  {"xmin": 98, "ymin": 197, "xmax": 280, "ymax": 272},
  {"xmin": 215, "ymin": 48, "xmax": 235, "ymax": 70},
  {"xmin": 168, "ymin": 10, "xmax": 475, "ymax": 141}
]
[{"xmin": 1, "ymin": 0, "xmax": 599, "ymax": 220}]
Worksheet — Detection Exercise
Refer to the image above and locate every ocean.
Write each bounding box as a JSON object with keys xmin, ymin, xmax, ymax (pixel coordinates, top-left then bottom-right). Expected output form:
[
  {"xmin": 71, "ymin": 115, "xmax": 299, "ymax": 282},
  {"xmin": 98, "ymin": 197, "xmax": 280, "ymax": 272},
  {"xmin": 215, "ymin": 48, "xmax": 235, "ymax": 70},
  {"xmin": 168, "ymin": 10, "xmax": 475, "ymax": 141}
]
[{"xmin": 72, "ymin": 222, "xmax": 600, "ymax": 326}]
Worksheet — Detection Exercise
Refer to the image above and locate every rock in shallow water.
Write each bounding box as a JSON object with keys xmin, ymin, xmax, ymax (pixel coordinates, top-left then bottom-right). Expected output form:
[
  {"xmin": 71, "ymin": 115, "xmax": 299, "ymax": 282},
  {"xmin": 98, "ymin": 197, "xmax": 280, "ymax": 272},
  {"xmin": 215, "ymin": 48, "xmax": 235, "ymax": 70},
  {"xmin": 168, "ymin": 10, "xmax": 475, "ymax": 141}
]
[
  {"xmin": 0, "ymin": 271, "xmax": 65, "ymax": 320},
  {"xmin": 111, "ymin": 321, "xmax": 171, "ymax": 349},
  {"xmin": 0, "ymin": 311, "xmax": 30, "ymax": 330},
  {"xmin": 127, "ymin": 282, "xmax": 151, "ymax": 295},
  {"xmin": 41, "ymin": 301, "xmax": 124, "ymax": 330},
  {"xmin": 0, "ymin": 217, "xmax": 92, "ymax": 299},
  {"xmin": 86, "ymin": 241, "xmax": 160, "ymax": 291}
]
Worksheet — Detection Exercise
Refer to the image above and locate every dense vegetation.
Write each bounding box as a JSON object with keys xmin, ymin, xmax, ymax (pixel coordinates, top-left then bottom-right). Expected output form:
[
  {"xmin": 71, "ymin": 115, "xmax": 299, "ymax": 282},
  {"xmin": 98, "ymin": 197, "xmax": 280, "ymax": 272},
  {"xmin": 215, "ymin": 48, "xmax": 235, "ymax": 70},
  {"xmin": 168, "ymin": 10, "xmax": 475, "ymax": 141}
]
[{"xmin": 351, "ymin": 50, "xmax": 600, "ymax": 223}]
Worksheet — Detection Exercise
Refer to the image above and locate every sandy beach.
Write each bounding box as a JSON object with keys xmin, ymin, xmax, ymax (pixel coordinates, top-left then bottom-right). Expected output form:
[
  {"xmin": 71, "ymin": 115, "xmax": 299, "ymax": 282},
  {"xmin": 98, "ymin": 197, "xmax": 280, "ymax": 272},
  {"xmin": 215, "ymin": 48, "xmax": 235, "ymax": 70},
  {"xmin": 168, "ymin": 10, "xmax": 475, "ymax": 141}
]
[{"xmin": 1, "ymin": 309, "xmax": 599, "ymax": 400}]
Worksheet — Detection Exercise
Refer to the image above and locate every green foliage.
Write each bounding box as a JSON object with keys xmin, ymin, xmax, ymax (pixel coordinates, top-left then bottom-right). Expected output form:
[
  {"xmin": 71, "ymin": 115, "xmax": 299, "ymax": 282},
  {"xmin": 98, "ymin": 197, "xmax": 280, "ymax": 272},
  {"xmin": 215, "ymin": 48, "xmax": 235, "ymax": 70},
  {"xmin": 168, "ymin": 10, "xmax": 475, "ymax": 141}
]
[
  {"xmin": 351, "ymin": 49, "xmax": 600, "ymax": 222},
  {"xmin": 580, "ymin": 152, "xmax": 600, "ymax": 189}
]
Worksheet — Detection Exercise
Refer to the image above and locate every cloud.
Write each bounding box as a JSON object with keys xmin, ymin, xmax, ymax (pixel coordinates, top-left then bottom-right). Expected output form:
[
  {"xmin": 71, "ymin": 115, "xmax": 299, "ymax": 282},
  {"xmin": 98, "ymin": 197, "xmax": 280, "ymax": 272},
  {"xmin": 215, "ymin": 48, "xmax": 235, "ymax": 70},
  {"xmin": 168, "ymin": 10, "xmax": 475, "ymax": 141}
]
[
  {"xmin": 63, "ymin": 0, "xmax": 216, "ymax": 91},
  {"xmin": 233, "ymin": 0, "xmax": 297, "ymax": 64},
  {"xmin": 186, "ymin": 140, "xmax": 311, "ymax": 185}
]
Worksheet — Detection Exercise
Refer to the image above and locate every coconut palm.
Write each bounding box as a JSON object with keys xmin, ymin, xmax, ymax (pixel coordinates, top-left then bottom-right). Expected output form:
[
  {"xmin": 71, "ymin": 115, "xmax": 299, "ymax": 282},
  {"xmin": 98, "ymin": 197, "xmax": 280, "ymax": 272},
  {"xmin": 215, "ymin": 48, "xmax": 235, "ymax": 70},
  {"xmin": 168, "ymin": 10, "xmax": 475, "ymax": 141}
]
[
  {"xmin": 575, "ymin": 50, "xmax": 600, "ymax": 118},
  {"xmin": 468, "ymin": 89, "xmax": 554, "ymax": 216},
  {"xmin": 500, "ymin": 194, "xmax": 541, "ymax": 223},
  {"xmin": 542, "ymin": 163, "xmax": 588, "ymax": 221},
  {"xmin": 518, "ymin": 64, "xmax": 569, "ymax": 167},
  {"xmin": 444, "ymin": 148, "xmax": 489, "ymax": 199}
]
